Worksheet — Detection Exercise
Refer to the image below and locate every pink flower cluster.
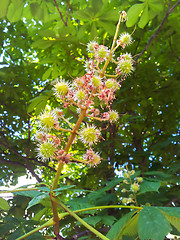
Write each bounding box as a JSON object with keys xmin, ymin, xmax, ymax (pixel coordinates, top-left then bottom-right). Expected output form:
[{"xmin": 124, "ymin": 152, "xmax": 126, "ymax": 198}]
[{"xmin": 35, "ymin": 11, "xmax": 134, "ymax": 166}]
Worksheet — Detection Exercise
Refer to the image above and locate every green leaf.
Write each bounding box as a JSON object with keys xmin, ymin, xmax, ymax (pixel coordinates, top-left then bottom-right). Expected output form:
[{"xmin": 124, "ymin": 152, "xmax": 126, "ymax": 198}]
[
  {"xmin": 122, "ymin": 214, "xmax": 139, "ymax": 238},
  {"xmin": 77, "ymin": 23, "xmax": 89, "ymax": 39},
  {"xmin": 157, "ymin": 207, "xmax": 180, "ymax": 219},
  {"xmin": 7, "ymin": 227, "xmax": 24, "ymax": 240},
  {"xmin": 164, "ymin": 214, "xmax": 180, "ymax": 232},
  {"xmin": 126, "ymin": 4, "xmax": 145, "ymax": 27},
  {"xmin": 73, "ymin": 10, "xmax": 91, "ymax": 19},
  {"xmin": 32, "ymin": 40, "xmax": 54, "ymax": 50},
  {"xmin": 27, "ymin": 92, "xmax": 51, "ymax": 114},
  {"xmin": 22, "ymin": 4, "xmax": 32, "ymax": 19},
  {"xmin": 138, "ymin": 5, "xmax": 149, "ymax": 28},
  {"xmin": 157, "ymin": 207, "xmax": 180, "ymax": 231},
  {"xmin": 101, "ymin": 215, "xmax": 116, "ymax": 226},
  {"xmin": 0, "ymin": 197, "xmax": 10, "ymax": 211},
  {"xmin": 98, "ymin": 10, "xmax": 119, "ymax": 21},
  {"xmin": 54, "ymin": 185, "xmax": 76, "ymax": 196},
  {"xmin": 77, "ymin": 216, "xmax": 101, "ymax": 227},
  {"xmin": 149, "ymin": 0, "xmax": 164, "ymax": 12},
  {"xmin": 143, "ymin": 171, "xmax": 171, "ymax": 179},
  {"xmin": 90, "ymin": 22, "xmax": 97, "ymax": 39},
  {"xmin": 32, "ymin": 208, "xmax": 48, "ymax": 221},
  {"xmin": 138, "ymin": 206, "xmax": 172, "ymax": 240},
  {"xmin": 30, "ymin": 3, "xmax": 43, "ymax": 20},
  {"xmin": 98, "ymin": 21, "xmax": 116, "ymax": 36},
  {"xmin": 36, "ymin": 187, "xmax": 50, "ymax": 192},
  {"xmin": 138, "ymin": 180, "xmax": 161, "ymax": 194},
  {"xmin": 0, "ymin": 0, "xmax": 10, "ymax": 18},
  {"xmin": 42, "ymin": 68, "xmax": 52, "ymax": 80},
  {"xmin": 106, "ymin": 211, "xmax": 134, "ymax": 240},
  {"xmin": 52, "ymin": 66, "xmax": 59, "ymax": 79},
  {"xmin": 14, "ymin": 190, "xmax": 40, "ymax": 198},
  {"xmin": 27, "ymin": 193, "xmax": 49, "ymax": 209},
  {"xmin": 7, "ymin": 1, "xmax": 24, "ymax": 22}
]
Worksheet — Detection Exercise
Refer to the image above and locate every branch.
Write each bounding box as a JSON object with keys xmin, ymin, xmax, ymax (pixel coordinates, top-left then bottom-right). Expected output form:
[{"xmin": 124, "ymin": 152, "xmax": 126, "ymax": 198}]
[
  {"xmin": 30, "ymin": 158, "xmax": 56, "ymax": 172},
  {"xmin": 135, "ymin": 0, "xmax": 180, "ymax": 61},
  {"xmin": 66, "ymin": 0, "xmax": 70, "ymax": 25},
  {"xmin": 34, "ymin": 83, "xmax": 51, "ymax": 98},
  {"xmin": 65, "ymin": 227, "xmax": 111, "ymax": 240},
  {"xmin": 0, "ymin": 129, "xmax": 42, "ymax": 182},
  {"xmin": 0, "ymin": 155, "xmax": 25, "ymax": 168},
  {"xmin": 54, "ymin": 0, "xmax": 67, "ymax": 26},
  {"xmin": 24, "ymin": 119, "xmax": 42, "ymax": 183}
]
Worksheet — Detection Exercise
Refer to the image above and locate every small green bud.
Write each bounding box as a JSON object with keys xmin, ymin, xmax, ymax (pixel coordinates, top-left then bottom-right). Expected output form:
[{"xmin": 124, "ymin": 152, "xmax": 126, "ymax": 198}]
[
  {"xmin": 131, "ymin": 183, "xmax": 139, "ymax": 193},
  {"xmin": 123, "ymin": 172, "xmax": 129, "ymax": 178},
  {"xmin": 122, "ymin": 198, "xmax": 128, "ymax": 204},
  {"xmin": 121, "ymin": 188, "xmax": 127, "ymax": 193},
  {"xmin": 123, "ymin": 179, "xmax": 129, "ymax": 184},
  {"xmin": 136, "ymin": 177, "xmax": 143, "ymax": 183}
]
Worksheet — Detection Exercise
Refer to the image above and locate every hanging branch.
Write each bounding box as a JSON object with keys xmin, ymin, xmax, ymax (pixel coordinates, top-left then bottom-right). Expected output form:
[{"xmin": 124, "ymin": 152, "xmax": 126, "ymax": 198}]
[
  {"xmin": 54, "ymin": 0, "xmax": 68, "ymax": 26},
  {"xmin": 66, "ymin": 0, "xmax": 70, "ymax": 25},
  {"xmin": 25, "ymin": 119, "xmax": 42, "ymax": 183},
  {"xmin": 135, "ymin": 0, "xmax": 180, "ymax": 62}
]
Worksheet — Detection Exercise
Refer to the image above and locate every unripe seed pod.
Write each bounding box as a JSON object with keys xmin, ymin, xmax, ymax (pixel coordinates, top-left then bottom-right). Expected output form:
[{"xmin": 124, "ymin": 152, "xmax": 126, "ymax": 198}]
[
  {"xmin": 76, "ymin": 90, "xmax": 86, "ymax": 101},
  {"xmin": 97, "ymin": 46, "xmax": 107, "ymax": 58},
  {"xmin": 39, "ymin": 111, "xmax": 56, "ymax": 130},
  {"xmin": 118, "ymin": 59, "xmax": 133, "ymax": 75},
  {"xmin": 80, "ymin": 125, "xmax": 100, "ymax": 145},
  {"xmin": 109, "ymin": 110, "xmax": 119, "ymax": 122},
  {"xmin": 105, "ymin": 79, "xmax": 119, "ymax": 90},
  {"xmin": 119, "ymin": 33, "xmax": 132, "ymax": 46},
  {"xmin": 54, "ymin": 81, "xmax": 69, "ymax": 97},
  {"xmin": 38, "ymin": 142, "xmax": 56, "ymax": 159},
  {"xmin": 92, "ymin": 76, "xmax": 101, "ymax": 87}
]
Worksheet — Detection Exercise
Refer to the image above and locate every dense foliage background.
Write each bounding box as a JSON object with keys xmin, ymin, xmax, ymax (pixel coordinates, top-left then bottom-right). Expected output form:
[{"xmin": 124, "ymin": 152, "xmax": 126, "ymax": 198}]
[{"xmin": 0, "ymin": 0, "xmax": 180, "ymax": 239}]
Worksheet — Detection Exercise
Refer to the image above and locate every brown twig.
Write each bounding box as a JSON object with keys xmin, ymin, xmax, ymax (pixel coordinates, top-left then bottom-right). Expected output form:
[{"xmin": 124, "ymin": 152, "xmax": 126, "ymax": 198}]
[
  {"xmin": 135, "ymin": 0, "xmax": 180, "ymax": 62},
  {"xmin": 66, "ymin": 0, "xmax": 70, "ymax": 25},
  {"xmin": 0, "ymin": 128, "xmax": 42, "ymax": 182},
  {"xmin": 25, "ymin": 119, "xmax": 42, "ymax": 182},
  {"xmin": 0, "ymin": 155, "xmax": 25, "ymax": 168},
  {"xmin": 54, "ymin": 0, "xmax": 67, "ymax": 26}
]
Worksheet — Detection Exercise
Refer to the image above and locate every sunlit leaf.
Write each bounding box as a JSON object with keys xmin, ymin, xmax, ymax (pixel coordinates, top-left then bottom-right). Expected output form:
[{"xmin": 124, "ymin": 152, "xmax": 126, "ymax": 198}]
[
  {"xmin": 0, "ymin": 0, "xmax": 10, "ymax": 18},
  {"xmin": 27, "ymin": 193, "xmax": 49, "ymax": 209},
  {"xmin": 138, "ymin": 5, "xmax": 149, "ymax": 28},
  {"xmin": 126, "ymin": 4, "xmax": 145, "ymax": 27},
  {"xmin": 0, "ymin": 197, "xmax": 10, "ymax": 211}
]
